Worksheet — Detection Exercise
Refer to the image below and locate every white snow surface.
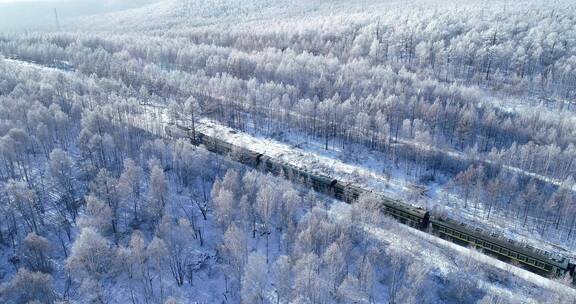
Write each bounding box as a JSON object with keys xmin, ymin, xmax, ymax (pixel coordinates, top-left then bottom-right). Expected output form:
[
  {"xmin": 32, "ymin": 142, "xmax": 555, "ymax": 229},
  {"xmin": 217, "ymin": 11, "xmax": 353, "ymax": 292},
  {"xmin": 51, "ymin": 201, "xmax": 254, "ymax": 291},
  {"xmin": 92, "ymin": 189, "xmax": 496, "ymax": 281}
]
[
  {"xmin": 4, "ymin": 52, "xmax": 574, "ymax": 290},
  {"xmin": 3, "ymin": 28, "xmax": 576, "ymax": 302}
]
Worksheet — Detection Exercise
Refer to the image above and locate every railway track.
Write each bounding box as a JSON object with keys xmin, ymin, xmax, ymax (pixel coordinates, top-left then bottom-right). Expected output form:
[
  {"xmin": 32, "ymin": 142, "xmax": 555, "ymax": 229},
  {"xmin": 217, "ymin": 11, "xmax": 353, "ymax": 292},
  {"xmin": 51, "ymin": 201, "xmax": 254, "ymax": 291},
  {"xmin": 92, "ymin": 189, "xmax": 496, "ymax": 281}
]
[{"xmin": 161, "ymin": 122, "xmax": 575, "ymax": 284}]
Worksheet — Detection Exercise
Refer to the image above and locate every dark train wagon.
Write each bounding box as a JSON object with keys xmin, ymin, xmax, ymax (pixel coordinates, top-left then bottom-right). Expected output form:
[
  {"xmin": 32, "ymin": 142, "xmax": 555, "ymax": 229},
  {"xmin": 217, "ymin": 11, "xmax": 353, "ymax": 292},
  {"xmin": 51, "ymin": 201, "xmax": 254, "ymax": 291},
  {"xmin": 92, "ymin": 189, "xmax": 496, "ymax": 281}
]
[
  {"xmin": 258, "ymin": 155, "xmax": 284, "ymax": 175},
  {"xmin": 431, "ymin": 217, "xmax": 570, "ymax": 277},
  {"xmin": 377, "ymin": 195, "xmax": 429, "ymax": 230},
  {"xmin": 165, "ymin": 123, "xmax": 190, "ymax": 139},
  {"xmin": 333, "ymin": 181, "xmax": 429, "ymax": 230},
  {"xmin": 333, "ymin": 182, "xmax": 366, "ymax": 203},
  {"xmin": 281, "ymin": 163, "xmax": 336, "ymax": 195},
  {"xmin": 229, "ymin": 146, "xmax": 261, "ymax": 167}
]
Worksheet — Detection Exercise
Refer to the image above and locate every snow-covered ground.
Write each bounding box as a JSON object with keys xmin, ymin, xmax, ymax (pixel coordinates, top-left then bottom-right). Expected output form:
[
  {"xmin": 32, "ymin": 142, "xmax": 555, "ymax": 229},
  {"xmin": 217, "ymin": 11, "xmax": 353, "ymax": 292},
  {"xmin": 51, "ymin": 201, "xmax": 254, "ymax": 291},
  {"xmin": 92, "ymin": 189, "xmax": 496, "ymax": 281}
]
[
  {"xmin": 1, "ymin": 57, "xmax": 72, "ymax": 74},
  {"xmin": 2, "ymin": 0, "xmax": 576, "ymax": 302},
  {"xmin": 480, "ymin": 87, "xmax": 576, "ymax": 116},
  {"xmin": 6, "ymin": 52, "xmax": 575, "ymax": 279},
  {"xmin": 3, "ymin": 49, "xmax": 575, "ymax": 303}
]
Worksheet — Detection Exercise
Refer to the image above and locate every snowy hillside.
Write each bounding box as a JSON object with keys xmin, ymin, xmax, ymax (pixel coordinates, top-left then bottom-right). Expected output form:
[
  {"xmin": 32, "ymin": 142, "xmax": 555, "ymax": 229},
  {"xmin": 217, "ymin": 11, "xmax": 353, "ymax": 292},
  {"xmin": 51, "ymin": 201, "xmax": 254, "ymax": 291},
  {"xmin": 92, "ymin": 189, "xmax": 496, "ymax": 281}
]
[
  {"xmin": 1, "ymin": 0, "xmax": 576, "ymax": 303},
  {"xmin": 69, "ymin": 0, "xmax": 322, "ymax": 31},
  {"xmin": 68, "ymin": 0, "xmax": 539, "ymax": 31}
]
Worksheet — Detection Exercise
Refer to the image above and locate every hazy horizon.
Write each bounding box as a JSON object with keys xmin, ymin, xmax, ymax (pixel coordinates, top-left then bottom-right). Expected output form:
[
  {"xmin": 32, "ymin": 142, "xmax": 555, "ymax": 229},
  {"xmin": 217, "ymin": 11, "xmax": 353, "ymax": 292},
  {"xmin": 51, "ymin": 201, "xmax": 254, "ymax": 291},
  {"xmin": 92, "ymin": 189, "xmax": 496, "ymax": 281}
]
[{"xmin": 0, "ymin": 0, "xmax": 158, "ymax": 32}]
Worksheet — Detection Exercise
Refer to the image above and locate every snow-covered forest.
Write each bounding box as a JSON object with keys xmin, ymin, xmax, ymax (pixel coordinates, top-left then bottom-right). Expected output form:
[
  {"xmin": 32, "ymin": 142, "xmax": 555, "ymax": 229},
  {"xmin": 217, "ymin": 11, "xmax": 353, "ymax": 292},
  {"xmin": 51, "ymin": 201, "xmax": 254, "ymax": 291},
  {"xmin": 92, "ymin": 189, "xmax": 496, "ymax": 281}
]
[{"xmin": 0, "ymin": 0, "xmax": 575, "ymax": 303}]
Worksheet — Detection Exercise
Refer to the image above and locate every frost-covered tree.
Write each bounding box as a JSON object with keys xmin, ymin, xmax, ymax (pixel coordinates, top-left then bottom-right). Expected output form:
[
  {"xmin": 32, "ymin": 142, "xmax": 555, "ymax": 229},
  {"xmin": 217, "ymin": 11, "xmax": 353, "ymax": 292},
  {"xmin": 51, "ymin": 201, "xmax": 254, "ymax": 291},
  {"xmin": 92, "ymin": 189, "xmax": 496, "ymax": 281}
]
[
  {"xmin": 213, "ymin": 189, "xmax": 235, "ymax": 227},
  {"xmin": 21, "ymin": 232, "xmax": 53, "ymax": 273},
  {"xmin": 117, "ymin": 158, "xmax": 143, "ymax": 222},
  {"xmin": 158, "ymin": 216, "xmax": 195, "ymax": 286},
  {"xmin": 78, "ymin": 195, "xmax": 113, "ymax": 235},
  {"xmin": 337, "ymin": 274, "xmax": 369, "ymax": 304},
  {"xmin": 3, "ymin": 128, "xmax": 33, "ymax": 182},
  {"xmin": 256, "ymin": 182, "xmax": 279, "ymax": 263},
  {"xmin": 223, "ymin": 224, "xmax": 247, "ymax": 281},
  {"xmin": 4, "ymin": 180, "xmax": 41, "ymax": 233},
  {"xmin": 89, "ymin": 169, "xmax": 120, "ymax": 239},
  {"xmin": 184, "ymin": 96, "xmax": 202, "ymax": 142},
  {"xmin": 49, "ymin": 148, "xmax": 77, "ymax": 219},
  {"xmin": 116, "ymin": 230, "xmax": 156, "ymax": 301},
  {"xmin": 293, "ymin": 252, "xmax": 321, "ymax": 303},
  {"xmin": 67, "ymin": 228, "xmax": 114, "ymax": 280},
  {"xmin": 323, "ymin": 242, "xmax": 346, "ymax": 293},
  {"xmin": 0, "ymin": 268, "xmax": 55, "ymax": 304},
  {"xmin": 147, "ymin": 163, "xmax": 168, "ymax": 224},
  {"xmin": 388, "ymin": 250, "xmax": 410, "ymax": 304},
  {"xmin": 66, "ymin": 227, "xmax": 114, "ymax": 302},
  {"xmin": 240, "ymin": 252, "xmax": 268, "ymax": 304},
  {"xmin": 147, "ymin": 236, "xmax": 169, "ymax": 300},
  {"xmin": 272, "ymin": 255, "xmax": 293, "ymax": 303}
]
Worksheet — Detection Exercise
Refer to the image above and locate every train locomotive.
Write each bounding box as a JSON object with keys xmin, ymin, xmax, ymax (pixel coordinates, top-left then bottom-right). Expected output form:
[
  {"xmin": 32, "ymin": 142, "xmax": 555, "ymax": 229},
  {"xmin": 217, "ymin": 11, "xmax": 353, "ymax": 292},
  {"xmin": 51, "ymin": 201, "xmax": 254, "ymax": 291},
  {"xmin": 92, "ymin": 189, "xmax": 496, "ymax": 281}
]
[{"xmin": 164, "ymin": 123, "xmax": 575, "ymax": 281}]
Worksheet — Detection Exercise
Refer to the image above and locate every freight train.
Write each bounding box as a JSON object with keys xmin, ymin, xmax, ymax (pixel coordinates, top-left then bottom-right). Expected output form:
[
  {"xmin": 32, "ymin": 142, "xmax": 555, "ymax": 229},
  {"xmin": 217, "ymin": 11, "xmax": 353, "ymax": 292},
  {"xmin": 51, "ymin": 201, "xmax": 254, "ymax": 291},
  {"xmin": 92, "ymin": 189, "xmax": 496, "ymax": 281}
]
[{"xmin": 164, "ymin": 123, "xmax": 575, "ymax": 281}]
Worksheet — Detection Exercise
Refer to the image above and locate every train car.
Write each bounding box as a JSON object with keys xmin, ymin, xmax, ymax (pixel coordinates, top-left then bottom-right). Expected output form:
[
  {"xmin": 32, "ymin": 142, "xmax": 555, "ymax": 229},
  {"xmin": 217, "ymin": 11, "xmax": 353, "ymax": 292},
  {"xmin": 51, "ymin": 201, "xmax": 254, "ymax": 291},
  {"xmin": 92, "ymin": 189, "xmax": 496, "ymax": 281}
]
[
  {"xmin": 333, "ymin": 181, "xmax": 429, "ymax": 229},
  {"xmin": 377, "ymin": 195, "xmax": 430, "ymax": 230},
  {"xmin": 165, "ymin": 123, "xmax": 190, "ymax": 139},
  {"xmin": 344, "ymin": 184, "xmax": 367, "ymax": 202},
  {"xmin": 275, "ymin": 162, "xmax": 337, "ymax": 194},
  {"xmin": 308, "ymin": 173, "xmax": 337, "ymax": 194},
  {"xmin": 198, "ymin": 132, "xmax": 261, "ymax": 167},
  {"xmin": 194, "ymin": 131, "xmax": 206, "ymax": 145},
  {"xmin": 281, "ymin": 163, "xmax": 312, "ymax": 185},
  {"xmin": 333, "ymin": 182, "xmax": 365, "ymax": 203},
  {"xmin": 229, "ymin": 145, "xmax": 261, "ymax": 167},
  {"xmin": 259, "ymin": 155, "xmax": 283, "ymax": 175},
  {"xmin": 211, "ymin": 137, "xmax": 234, "ymax": 154},
  {"xmin": 430, "ymin": 216, "xmax": 570, "ymax": 277}
]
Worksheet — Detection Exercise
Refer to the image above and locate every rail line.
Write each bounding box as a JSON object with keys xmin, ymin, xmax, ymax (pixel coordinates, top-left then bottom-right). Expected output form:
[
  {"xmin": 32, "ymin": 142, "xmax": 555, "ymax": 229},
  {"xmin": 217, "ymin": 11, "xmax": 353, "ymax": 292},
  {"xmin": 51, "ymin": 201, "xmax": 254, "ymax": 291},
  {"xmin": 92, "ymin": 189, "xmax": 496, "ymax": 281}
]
[{"xmin": 160, "ymin": 121, "xmax": 576, "ymax": 285}]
